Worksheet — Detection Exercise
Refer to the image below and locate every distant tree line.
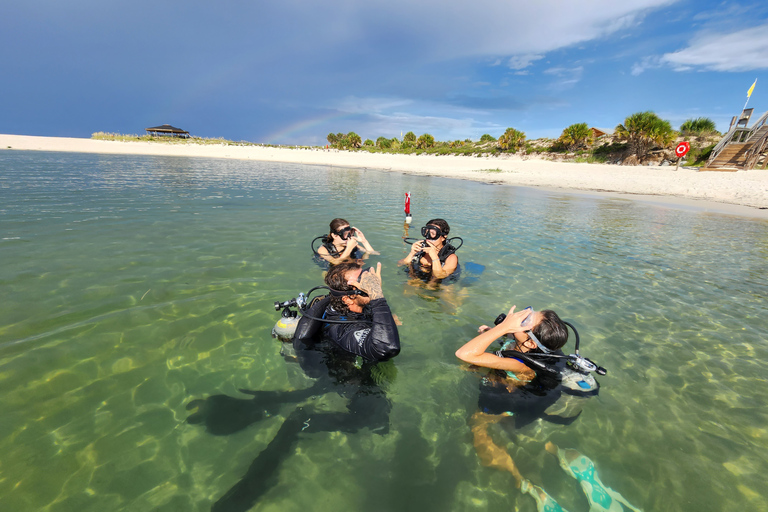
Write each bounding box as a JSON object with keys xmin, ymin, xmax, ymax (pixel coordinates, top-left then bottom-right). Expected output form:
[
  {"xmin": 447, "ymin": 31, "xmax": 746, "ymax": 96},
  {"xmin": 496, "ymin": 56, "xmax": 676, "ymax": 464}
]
[{"xmin": 327, "ymin": 112, "xmax": 721, "ymax": 164}]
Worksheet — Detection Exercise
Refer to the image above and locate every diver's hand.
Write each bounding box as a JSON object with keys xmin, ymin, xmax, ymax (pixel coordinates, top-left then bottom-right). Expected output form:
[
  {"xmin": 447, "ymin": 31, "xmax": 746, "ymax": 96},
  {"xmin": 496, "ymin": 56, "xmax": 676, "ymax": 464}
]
[
  {"xmin": 497, "ymin": 306, "xmax": 531, "ymax": 335},
  {"xmin": 352, "ymin": 226, "xmax": 367, "ymax": 242},
  {"xmin": 478, "ymin": 325, "xmax": 491, "ymax": 333},
  {"xmin": 348, "ymin": 262, "xmax": 384, "ymax": 300},
  {"xmin": 422, "ymin": 240, "xmax": 440, "ymax": 259},
  {"xmin": 408, "ymin": 239, "xmax": 426, "ymax": 256}
]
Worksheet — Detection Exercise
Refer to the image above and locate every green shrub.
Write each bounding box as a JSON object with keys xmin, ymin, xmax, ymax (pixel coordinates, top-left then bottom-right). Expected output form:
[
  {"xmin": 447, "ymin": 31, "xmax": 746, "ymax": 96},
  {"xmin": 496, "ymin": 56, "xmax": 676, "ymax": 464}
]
[{"xmin": 680, "ymin": 118, "xmax": 719, "ymax": 136}]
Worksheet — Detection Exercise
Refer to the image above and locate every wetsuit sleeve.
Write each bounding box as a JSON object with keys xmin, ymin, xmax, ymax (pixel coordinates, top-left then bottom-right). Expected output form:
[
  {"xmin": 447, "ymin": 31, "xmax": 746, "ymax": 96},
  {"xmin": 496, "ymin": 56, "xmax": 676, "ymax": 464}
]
[
  {"xmin": 327, "ymin": 298, "xmax": 400, "ymax": 362},
  {"xmin": 293, "ymin": 296, "xmax": 331, "ymax": 344}
]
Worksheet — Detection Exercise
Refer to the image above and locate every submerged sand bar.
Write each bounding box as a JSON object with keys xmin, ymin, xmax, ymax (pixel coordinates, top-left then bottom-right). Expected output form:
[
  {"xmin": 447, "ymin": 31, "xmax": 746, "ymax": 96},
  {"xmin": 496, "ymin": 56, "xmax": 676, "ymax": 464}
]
[{"xmin": 3, "ymin": 134, "xmax": 768, "ymax": 218}]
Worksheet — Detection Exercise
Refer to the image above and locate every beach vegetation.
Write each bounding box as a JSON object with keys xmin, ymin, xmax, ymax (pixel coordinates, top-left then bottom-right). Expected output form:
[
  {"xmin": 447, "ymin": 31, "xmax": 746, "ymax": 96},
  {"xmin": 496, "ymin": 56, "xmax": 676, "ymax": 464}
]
[
  {"xmin": 403, "ymin": 131, "xmax": 417, "ymax": 143},
  {"xmin": 680, "ymin": 117, "xmax": 719, "ymax": 137},
  {"xmin": 417, "ymin": 133, "xmax": 435, "ymax": 149},
  {"xmin": 497, "ymin": 128, "xmax": 526, "ymax": 152},
  {"xmin": 558, "ymin": 122, "xmax": 594, "ymax": 151},
  {"xmin": 346, "ymin": 132, "xmax": 362, "ymax": 148},
  {"xmin": 686, "ymin": 144, "xmax": 716, "ymax": 165},
  {"xmin": 614, "ymin": 111, "xmax": 675, "ymax": 160},
  {"xmin": 364, "ymin": 139, "xmax": 374, "ymax": 147},
  {"xmin": 480, "ymin": 133, "xmax": 496, "ymax": 142},
  {"xmin": 376, "ymin": 136, "xmax": 392, "ymax": 149}
]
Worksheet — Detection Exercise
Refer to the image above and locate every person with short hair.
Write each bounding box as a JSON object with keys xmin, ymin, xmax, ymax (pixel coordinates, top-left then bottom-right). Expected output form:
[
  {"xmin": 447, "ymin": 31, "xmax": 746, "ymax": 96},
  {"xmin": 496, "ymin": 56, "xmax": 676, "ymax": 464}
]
[
  {"xmin": 316, "ymin": 218, "xmax": 376, "ymax": 266},
  {"xmin": 294, "ymin": 261, "xmax": 400, "ymax": 362},
  {"xmin": 398, "ymin": 218, "xmax": 459, "ymax": 281}
]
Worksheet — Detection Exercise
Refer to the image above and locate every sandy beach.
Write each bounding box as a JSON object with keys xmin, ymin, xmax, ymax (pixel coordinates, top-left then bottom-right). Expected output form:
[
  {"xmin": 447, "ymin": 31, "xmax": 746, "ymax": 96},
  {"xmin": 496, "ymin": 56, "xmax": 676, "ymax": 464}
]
[{"xmin": 3, "ymin": 134, "xmax": 767, "ymax": 219}]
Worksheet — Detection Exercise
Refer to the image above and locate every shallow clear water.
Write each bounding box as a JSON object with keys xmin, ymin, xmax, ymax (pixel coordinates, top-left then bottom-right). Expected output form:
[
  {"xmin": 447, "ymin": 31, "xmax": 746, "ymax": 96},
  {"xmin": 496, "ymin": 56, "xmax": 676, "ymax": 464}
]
[{"xmin": 1, "ymin": 150, "xmax": 767, "ymax": 512}]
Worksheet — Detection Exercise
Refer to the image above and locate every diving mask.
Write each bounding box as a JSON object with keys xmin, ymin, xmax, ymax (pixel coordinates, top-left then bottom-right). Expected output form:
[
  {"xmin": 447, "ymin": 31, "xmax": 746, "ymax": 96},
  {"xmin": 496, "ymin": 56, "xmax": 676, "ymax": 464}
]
[
  {"xmin": 420, "ymin": 225, "xmax": 444, "ymax": 240},
  {"xmin": 336, "ymin": 226, "xmax": 356, "ymax": 240}
]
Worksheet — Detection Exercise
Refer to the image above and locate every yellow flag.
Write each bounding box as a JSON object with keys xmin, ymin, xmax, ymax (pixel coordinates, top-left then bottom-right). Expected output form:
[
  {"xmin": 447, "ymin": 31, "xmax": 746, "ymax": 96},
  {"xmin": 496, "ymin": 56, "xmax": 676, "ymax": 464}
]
[{"xmin": 747, "ymin": 79, "xmax": 757, "ymax": 98}]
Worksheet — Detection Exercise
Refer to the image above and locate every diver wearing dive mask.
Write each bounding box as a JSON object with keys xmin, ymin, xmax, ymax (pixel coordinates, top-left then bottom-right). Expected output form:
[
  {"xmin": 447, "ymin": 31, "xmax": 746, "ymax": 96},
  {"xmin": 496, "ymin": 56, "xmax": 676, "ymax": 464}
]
[
  {"xmin": 293, "ymin": 261, "xmax": 400, "ymax": 362},
  {"xmin": 398, "ymin": 218, "xmax": 459, "ymax": 281},
  {"xmin": 314, "ymin": 218, "xmax": 378, "ymax": 266}
]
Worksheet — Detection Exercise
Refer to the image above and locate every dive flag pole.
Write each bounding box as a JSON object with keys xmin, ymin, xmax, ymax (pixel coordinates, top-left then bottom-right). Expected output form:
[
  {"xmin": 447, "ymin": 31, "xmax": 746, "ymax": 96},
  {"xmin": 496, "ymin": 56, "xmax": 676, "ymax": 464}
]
[{"xmin": 404, "ymin": 192, "xmax": 412, "ymax": 224}]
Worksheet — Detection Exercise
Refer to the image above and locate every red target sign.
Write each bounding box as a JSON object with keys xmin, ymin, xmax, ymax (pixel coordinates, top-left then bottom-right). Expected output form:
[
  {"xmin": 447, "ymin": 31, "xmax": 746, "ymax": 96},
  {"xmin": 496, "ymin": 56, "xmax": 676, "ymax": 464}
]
[{"xmin": 675, "ymin": 142, "xmax": 690, "ymax": 157}]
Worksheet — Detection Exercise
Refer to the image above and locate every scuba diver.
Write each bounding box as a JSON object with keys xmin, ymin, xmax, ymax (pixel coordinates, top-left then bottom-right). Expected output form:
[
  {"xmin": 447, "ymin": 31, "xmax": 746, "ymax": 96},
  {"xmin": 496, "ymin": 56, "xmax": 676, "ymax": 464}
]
[
  {"xmin": 293, "ymin": 261, "xmax": 400, "ymax": 361},
  {"xmin": 186, "ymin": 262, "xmax": 399, "ymax": 512},
  {"xmin": 398, "ymin": 218, "xmax": 460, "ymax": 282},
  {"xmin": 455, "ymin": 306, "xmax": 640, "ymax": 512},
  {"xmin": 312, "ymin": 218, "xmax": 377, "ymax": 266}
]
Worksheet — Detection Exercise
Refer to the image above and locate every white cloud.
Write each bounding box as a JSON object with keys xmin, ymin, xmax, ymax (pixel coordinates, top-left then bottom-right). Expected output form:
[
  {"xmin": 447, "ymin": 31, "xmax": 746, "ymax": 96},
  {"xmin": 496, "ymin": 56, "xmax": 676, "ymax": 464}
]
[
  {"xmin": 661, "ymin": 23, "xmax": 768, "ymax": 71},
  {"xmin": 507, "ymin": 54, "xmax": 544, "ymax": 70},
  {"xmin": 631, "ymin": 56, "xmax": 662, "ymax": 75}
]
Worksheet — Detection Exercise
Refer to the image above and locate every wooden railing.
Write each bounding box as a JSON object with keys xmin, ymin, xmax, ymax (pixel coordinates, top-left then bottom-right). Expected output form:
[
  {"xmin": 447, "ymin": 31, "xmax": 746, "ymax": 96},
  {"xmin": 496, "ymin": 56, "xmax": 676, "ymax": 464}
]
[{"xmin": 707, "ymin": 110, "xmax": 768, "ymax": 167}]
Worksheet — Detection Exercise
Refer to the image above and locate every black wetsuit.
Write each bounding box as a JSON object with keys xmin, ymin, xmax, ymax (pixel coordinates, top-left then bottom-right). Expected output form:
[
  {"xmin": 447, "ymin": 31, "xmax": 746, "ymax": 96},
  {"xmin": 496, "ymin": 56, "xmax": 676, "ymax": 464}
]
[
  {"xmin": 188, "ymin": 295, "xmax": 400, "ymax": 512},
  {"xmin": 293, "ymin": 295, "xmax": 400, "ymax": 362}
]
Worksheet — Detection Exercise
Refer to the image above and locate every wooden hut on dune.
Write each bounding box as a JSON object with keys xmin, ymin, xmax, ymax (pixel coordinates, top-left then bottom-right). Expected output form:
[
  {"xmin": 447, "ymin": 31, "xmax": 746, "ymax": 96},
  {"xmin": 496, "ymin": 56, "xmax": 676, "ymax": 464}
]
[{"xmin": 145, "ymin": 124, "xmax": 190, "ymax": 138}]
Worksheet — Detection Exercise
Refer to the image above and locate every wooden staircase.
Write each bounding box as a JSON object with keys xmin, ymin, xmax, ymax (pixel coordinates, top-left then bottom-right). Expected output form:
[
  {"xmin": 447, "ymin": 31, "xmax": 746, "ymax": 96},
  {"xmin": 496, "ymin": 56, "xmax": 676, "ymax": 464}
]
[
  {"xmin": 701, "ymin": 113, "xmax": 768, "ymax": 171},
  {"xmin": 700, "ymin": 143, "xmax": 748, "ymax": 171}
]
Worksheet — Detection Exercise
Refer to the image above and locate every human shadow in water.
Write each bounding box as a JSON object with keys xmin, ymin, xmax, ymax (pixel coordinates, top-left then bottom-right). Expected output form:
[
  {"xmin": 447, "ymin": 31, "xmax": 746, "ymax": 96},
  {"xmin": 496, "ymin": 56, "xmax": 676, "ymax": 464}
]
[{"xmin": 186, "ymin": 337, "xmax": 394, "ymax": 512}]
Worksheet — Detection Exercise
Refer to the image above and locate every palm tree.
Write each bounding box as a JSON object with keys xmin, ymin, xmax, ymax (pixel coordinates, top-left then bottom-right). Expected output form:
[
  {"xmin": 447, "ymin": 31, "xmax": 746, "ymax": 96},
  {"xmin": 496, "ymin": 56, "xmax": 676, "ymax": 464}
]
[
  {"xmin": 614, "ymin": 111, "xmax": 675, "ymax": 159},
  {"xmin": 403, "ymin": 131, "xmax": 417, "ymax": 143},
  {"xmin": 347, "ymin": 132, "xmax": 362, "ymax": 148},
  {"xmin": 558, "ymin": 123, "xmax": 594, "ymax": 150},
  {"xmin": 680, "ymin": 117, "xmax": 718, "ymax": 136},
  {"xmin": 497, "ymin": 128, "xmax": 526, "ymax": 152},
  {"xmin": 416, "ymin": 133, "xmax": 435, "ymax": 149},
  {"xmin": 376, "ymin": 136, "xmax": 392, "ymax": 149}
]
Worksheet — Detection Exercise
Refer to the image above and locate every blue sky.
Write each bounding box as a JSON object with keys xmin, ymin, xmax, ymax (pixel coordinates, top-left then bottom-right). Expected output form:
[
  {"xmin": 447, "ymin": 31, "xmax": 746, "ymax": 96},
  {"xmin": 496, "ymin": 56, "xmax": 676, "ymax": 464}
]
[{"xmin": 2, "ymin": 0, "xmax": 767, "ymax": 145}]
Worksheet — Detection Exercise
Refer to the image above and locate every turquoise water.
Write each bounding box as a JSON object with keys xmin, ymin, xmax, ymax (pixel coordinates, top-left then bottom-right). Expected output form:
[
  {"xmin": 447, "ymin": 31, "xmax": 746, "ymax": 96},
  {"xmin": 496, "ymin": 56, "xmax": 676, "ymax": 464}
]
[{"xmin": 1, "ymin": 150, "xmax": 767, "ymax": 512}]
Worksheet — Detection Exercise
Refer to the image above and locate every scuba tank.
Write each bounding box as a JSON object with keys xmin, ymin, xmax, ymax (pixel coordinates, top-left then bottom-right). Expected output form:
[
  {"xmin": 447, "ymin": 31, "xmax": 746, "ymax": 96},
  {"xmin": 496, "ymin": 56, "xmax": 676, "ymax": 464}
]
[{"xmin": 272, "ymin": 294, "xmax": 306, "ymax": 341}]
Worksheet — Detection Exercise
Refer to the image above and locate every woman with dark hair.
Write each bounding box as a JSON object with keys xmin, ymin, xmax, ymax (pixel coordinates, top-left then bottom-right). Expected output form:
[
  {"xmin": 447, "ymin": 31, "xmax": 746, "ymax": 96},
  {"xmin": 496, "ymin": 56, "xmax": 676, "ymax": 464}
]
[
  {"xmin": 398, "ymin": 218, "xmax": 459, "ymax": 281},
  {"xmin": 316, "ymin": 218, "xmax": 377, "ymax": 265},
  {"xmin": 455, "ymin": 307, "xmax": 619, "ymax": 512}
]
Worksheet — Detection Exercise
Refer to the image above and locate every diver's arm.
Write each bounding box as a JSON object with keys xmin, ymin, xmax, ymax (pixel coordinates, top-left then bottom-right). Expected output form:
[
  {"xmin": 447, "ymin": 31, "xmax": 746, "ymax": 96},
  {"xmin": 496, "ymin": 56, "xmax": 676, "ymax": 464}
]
[
  {"xmin": 430, "ymin": 253, "xmax": 458, "ymax": 279},
  {"xmin": 398, "ymin": 240, "xmax": 423, "ymax": 266},
  {"xmin": 455, "ymin": 306, "xmax": 532, "ymax": 373},
  {"xmin": 293, "ymin": 296, "xmax": 331, "ymax": 344},
  {"xmin": 318, "ymin": 241, "xmax": 358, "ymax": 265},
  {"xmin": 352, "ymin": 227, "xmax": 377, "ymax": 254}
]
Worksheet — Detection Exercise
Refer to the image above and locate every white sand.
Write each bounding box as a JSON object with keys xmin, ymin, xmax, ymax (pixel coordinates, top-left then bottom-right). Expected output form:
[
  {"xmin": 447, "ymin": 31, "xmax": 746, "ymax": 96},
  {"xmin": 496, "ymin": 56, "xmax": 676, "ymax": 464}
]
[{"xmin": 3, "ymin": 134, "xmax": 767, "ymax": 219}]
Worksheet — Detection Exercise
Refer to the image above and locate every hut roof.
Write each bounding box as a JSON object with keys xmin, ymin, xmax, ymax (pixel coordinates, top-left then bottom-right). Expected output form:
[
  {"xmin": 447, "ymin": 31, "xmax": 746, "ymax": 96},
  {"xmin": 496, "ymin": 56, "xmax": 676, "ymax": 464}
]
[{"xmin": 145, "ymin": 124, "xmax": 189, "ymax": 134}]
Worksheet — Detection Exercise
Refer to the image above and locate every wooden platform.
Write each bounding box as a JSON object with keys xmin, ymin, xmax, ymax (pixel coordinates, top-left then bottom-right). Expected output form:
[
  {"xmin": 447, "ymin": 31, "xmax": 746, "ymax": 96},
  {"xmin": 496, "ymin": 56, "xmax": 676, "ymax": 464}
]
[{"xmin": 698, "ymin": 167, "xmax": 739, "ymax": 172}]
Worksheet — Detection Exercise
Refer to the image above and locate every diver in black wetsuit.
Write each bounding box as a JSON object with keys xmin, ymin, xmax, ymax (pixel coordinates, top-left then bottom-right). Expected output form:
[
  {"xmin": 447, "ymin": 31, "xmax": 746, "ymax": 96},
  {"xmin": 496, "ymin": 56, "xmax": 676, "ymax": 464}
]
[
  {"xmin": 186, "ymin": 262, "xmax": 400, "ymax": 512},
  {"xmin": 293, "ymin": 261, "xmax": 400, "ymax": 361}
]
